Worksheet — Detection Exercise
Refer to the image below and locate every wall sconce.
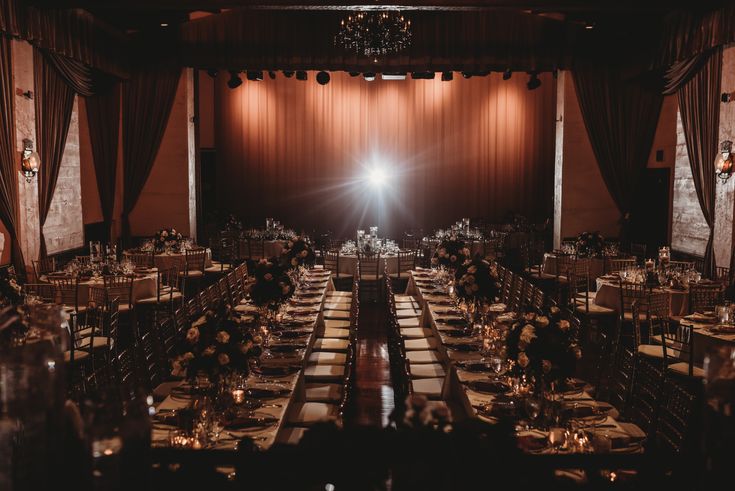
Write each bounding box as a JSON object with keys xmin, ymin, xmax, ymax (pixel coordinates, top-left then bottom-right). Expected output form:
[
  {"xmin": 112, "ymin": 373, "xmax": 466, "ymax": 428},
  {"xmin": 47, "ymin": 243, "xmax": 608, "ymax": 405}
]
[
  {"xmin": 715, "ymin": 140, "xmax": 733, "ymax": 183},
  {"xmin": 20, "ymin": 138, "xmax": 40, "ymax": 183}
]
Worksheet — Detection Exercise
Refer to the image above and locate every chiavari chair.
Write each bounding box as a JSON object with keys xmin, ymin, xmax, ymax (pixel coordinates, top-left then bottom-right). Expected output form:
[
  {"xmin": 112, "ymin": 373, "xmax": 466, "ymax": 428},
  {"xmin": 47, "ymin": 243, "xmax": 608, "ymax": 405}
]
[
  {"xmin": 103, "ymin": 275, "xmax": 134, "ymax": 312},
  {"xmin": 136, "ymin": 266, "xmax": 182, "ymax": 320},
  {"xmin": 357, "ymin": 252, "xmax": 381, "ymax": 302},
  {"xmin": 324, "ymin": 250, "xmax": 340, "ymax": 278},
  {"xmin": 661, "ymin": 319, "xmax": 703, "ymax": 378},
  {"xmin": 32, "ymin": 257, "xmax": 56, "ymax": 281},
  {"xmin": 669, "ymin": 260, "xmax": 695, "ymax": 271},
  {"xmin": 113, "ymin": 348, "xmax": 139, "ymax": 405},
  {"xmin": 618, "ymin": 281, "xmax": 649, "ymax": 326},
  {"xmin": 654, "ymin": 377, "xmax": 702, "ymax": 459},
  {"xmin": 688, "ymin": 283, "xmax": 723, "ymax": 314},
  {"xmin": 206, "ymin": 236, "xmax": 236, "ymax": 274},
  {"xmin": 391, "ymin": 249, "xmax": 416, "ymax": 283},
  {"xmin": 180, "ymin": 247, "xmax": 207, "ymax": 296},
  {"xmin": 631, "ymin": 293, "xmax": 669, "ymax": 360},
  {"xmin": 237, "ymin": 237, "xmax": 250, "ymax": 263},
  {"xmin": 625, "ymin": 345, "xmax": 665, "ymax": 436},
  {"xmin": 572, "ymin": 261, "xmax": 616, "ymax": 318},
  {"xmin": 530, "ymin": 285, "xmax": 546, "ymax": 312},
  {"xmin": 248, "ymin": 238, "xmax": 265, "ymax": 261},
  {"xmin": 217, "ymin": 276, "xmax": 233, "ymax": 307},
  {"xmin": 49, "ymin": 275, "xmax": 84, "ymax": 314},
  {"xmin": 23, "ymin": 283, "xmax": 56, "ymax": 303},
  {"xmin": 127, "ymin": 251, "xmax": 155, "ymax": 269},
  {"xmin": 500, "ymin": 270, "xmax": 514, "ymax": 305},
  {"xmin": 507, "ymin": 275, "xmax": 525, "ymax": 312},
  {"xmin": 715, "ymin": 266, "xmax": 731, "ymax": 286},
  {"xmin": 605, "ymin": 257, "xmax": 637, "ymax": 275},
  {"xmin": 402, "ymin": 236, "xmax": 419, "ymax": 251},
  {"xmin": 630, "ymin": 242, "xmax": 647, "ymax": 261},
  {"xmin": 599, "ymin": 320, "xmax": 635, "ymax": 414}
]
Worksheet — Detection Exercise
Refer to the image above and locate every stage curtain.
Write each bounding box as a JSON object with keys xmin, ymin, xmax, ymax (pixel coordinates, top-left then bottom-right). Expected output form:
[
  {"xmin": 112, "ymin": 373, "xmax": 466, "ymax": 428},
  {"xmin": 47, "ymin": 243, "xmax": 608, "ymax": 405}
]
[
  {"xmin": 86, "ymin": 84, "xmax": 120, "ymax": 240},
  {"xmin": 0, "ymin": 35, "xmax": 25, "ymax": 275},
  {"xmin": 572, "ymin": 64, "xmax": 663, "ymax": 245},
  {"xmin": 215, "ymin": 71, "xmax": 556, "ymax": 238},
  {"xmin": 121, "ymin": 65, "xmax": 181, "ymax": 243},
  {"xmin": 34, "ymin": 47, "xmax": 76, "ymax": 258},
  {"xmin": 677, "ymin": 47, "xmax": 722, "ymax": 278}
]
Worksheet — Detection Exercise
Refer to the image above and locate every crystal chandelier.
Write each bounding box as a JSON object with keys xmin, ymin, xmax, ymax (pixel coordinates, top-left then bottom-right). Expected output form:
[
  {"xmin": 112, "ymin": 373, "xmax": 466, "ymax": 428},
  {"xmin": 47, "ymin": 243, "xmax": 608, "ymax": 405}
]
[{"xmin": 335, "ymin": 11, "xmax": 412, "ymax": 58}]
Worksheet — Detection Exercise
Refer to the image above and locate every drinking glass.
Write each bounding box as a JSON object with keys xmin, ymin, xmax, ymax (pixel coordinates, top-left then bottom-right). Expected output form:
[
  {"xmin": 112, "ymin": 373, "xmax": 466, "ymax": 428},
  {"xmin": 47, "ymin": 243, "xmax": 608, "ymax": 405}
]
[{"xmin": 524, "ymin": 396, "xmax": 543, "ymax": 429}]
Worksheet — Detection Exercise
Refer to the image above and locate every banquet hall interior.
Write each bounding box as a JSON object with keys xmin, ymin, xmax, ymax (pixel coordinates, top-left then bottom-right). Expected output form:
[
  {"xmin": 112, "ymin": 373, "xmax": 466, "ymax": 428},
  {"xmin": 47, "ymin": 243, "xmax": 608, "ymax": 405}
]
[{"xmin": 1, "ymin": 0, "xmax": 735, "ymax": 490}]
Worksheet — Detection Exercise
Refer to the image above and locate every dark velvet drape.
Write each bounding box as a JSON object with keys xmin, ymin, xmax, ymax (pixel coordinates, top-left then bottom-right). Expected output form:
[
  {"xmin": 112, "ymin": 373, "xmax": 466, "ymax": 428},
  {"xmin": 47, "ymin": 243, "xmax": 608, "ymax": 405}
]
[
  {"xmin": 121, "ymin": 66, "xmax": 181, "ymax": 244},
  {"xmin": 572, "ymin": 64, "xmax": 663, "ymax": 245},
  {"xmin": 0, "ymin": 35, "xmax": 25, "ymax": 275},
  {"xmin": 42, "ymin": 50, "xmax": 120, "ymax": 241},
  {"xmin": 34, "ymin": 48, "xmax": 76, "ymax": 258},
  {"xmin": 0, "ymin": 0, "xmax": 129, "ymax": 78},
  {"xmin": 86, "ymin": 84, "xmax": 120, "ymax": 240},
  {"xmin": 676, "ymin": 47, "xmax": 722, "ymax": 278}
]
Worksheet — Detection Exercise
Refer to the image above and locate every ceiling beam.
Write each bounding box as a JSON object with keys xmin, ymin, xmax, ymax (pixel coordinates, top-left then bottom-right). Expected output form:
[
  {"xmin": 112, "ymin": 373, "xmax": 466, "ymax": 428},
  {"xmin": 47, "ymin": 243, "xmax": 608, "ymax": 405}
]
[{"xmin": 29, "ymin": 0, "xmax": 686, "ymax": 13}]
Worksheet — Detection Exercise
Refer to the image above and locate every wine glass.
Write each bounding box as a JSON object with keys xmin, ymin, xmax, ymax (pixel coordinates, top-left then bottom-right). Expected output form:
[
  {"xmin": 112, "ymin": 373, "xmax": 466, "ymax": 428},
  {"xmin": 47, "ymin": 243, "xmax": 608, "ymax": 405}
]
[{"xmin": 524, "ymin": 396, "xmax": 543, "ymax": 430}]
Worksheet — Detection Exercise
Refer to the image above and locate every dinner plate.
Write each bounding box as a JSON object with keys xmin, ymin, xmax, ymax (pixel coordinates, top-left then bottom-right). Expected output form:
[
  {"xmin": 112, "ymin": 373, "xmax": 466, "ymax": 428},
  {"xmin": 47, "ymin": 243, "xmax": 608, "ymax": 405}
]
[
  {"xmin": 252, "ymin": 364, "xmax": 301, "ymax": 376},
  {"xmin": 246, "ymin": 385, "xmax": 291, "ymax": 399},
  {"xmin": 444, "ymin": 342, "xmax": 480, "ymax": 352},
  {"xmin": 456, "ymin": 361, "xmax": 494, "ymax": 372},
  {"xmin": 268, "ymin": 343, "xmax": 307, "ymax": 353},
  {"xmin": 465, "ymin": 379, "xmax": 511, "ymax": 394},
  {"xmin": 224, "ymin": 412, "xmax": 279, "ymax": 430}
]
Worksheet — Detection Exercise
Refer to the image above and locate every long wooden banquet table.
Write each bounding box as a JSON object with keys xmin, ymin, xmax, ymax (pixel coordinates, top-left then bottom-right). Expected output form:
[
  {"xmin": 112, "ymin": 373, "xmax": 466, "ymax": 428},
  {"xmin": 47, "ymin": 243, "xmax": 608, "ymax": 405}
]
[
  {"xmin": 151, "ymin": 269, "xmax": 334, "ymax": 451},
  {"xmin": 405, "ymin": 268, "xmax": 646, "ymax": 454}
]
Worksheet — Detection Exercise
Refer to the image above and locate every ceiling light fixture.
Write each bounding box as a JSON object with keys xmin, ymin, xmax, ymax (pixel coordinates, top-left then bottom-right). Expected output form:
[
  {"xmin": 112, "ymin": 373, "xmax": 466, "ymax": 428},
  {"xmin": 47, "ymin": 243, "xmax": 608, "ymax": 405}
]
[
  {"xmin": 441, "ymin": 71, "xmax": 453, "ymax": 82},
  {"xmin": 296, "ymin": 71, "xmax": 308, "ymax": 81},
  {"xmin": 411, "ymin": 72, "xmax": 435, "ymax": 80},
  {"xmin": 283, "ymin": 71, "xmax": 295, "ymax": 78},
  {"xmin": 527, "ymin": 72, "xmax": 541, "ymax": 90},
  {"xmin": 363, "ymin": 73, "xmax": 376, "ymax": 81},
  {"xmin": 381, "ymin": 73, "xmax": 406, "ymax": 80},
  {"xmin": 335, "ymin": 11, "xmax": 412, "ymax": 58},
  {"xmin": 316, "ymin": 71, "xmax": 331, "ymax": 85},
  {"xmin": 227, "ymin": 71, "xmax": 242, "ymax": 89}
]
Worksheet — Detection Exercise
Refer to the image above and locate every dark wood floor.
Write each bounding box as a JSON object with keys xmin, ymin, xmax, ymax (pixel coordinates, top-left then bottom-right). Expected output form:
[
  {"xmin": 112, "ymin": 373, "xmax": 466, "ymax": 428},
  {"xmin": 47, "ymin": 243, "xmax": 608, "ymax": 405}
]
[{"xmin": 348, "ymin": 299, "xmax": 395, "ymax": 427}]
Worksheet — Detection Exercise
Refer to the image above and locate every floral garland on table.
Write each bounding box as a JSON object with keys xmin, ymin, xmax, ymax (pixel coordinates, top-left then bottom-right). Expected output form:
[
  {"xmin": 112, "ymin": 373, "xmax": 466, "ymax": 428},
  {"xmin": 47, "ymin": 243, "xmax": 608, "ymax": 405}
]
[
  {"xmin": 431, "ymin": 239, "xmax": 470, "ymax": 270},
  {"xmin": 453, "ymin": 258, "xmax": 500, "ymax": 303},
  {"xmin": 154, "ymin": 227, "xmax": 183, "ymax": 252},
  {"xmin": 505, "ymin": 306, "xmax": 582, "ymax": 386},
  {"xmin": 249, "ymin": 259, "xmax": 294, "ymax": 309},
  {"xmin": 172, "ymin": 306, "xmax": 263, "ymax": 382},
  {"xmin": 575, "ymin": 231, "xmax": 605, "ymax": 258},
  {"xmin": 281, "ymin": 236, "xmax": 316, "ymax": 269}
]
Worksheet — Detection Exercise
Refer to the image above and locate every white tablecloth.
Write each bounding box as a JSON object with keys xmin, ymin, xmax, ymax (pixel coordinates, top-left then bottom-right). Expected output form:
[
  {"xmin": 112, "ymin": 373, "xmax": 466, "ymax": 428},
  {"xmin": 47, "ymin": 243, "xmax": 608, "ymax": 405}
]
[{"xmin": 594, "ymin": 279, "xmax": 688, "ymax": 317}]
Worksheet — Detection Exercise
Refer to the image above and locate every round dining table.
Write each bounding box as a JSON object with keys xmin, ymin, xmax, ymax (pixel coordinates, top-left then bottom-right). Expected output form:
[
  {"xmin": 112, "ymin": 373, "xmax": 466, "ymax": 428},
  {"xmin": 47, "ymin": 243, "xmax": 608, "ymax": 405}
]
[
  {"xmin": 594, "ymin": 278, "xmax": 689, "ymax": 317},
  {"xmin": 337, "ymin": 254, "xmax": 400, "ymax": 276},
  {"xmin": 124, "ymin": 249, "xmax": 213, "ymax": 271},
  {"xmin": 44, "ymin": 272, "xmax": 158, "ymax": 305}
]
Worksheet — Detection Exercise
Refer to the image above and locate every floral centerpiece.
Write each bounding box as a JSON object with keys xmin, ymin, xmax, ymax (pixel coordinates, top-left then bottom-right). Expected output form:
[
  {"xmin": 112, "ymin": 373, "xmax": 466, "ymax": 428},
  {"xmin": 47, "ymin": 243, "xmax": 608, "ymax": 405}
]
[
  {"xmin": 171, "ymin": 306, "xmax": 263, "ymax": 382},
  {"xmin": 431, "ymin": 239, "xmax": 469, "ymax": 270},
  {"xmin": 224, "ymin": 214, "xmax": 243, "ymax": 232},
  {"xmin": 575, "ymin": 231, "xmax": 604, "ymax": 258},
  {"xmin": 453, "ymin": 258, "xmax": 500, "ymax": 303},
  {"xmin": 154, "ymin": 227, "xmax": 183, "ymax": 252},
  {"xmin": 0, "ymin": 268, "xmax": 22, "ymax": 308},
  {"xmin": 249, "ymin": 259, "xmax": 294, "ymax": 310},
  {"xmin": 281, "ymin": 236, "xmax": 315, "ymax": 269},
  {"xmin": 505, "ymin": 307, "xmax": 582, "ymax": 386}
]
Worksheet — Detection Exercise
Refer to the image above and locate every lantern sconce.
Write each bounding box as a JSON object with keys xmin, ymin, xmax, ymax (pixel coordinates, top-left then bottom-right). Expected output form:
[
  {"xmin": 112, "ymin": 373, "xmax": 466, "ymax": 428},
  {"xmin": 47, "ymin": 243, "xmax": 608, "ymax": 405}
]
[
  {"xmin": 20, "ymin": 138, "xmax": 40, "ymax": 183},
  {"xmin": 715, "ymin": 140, "xmax": 733, "ymax": 183}
]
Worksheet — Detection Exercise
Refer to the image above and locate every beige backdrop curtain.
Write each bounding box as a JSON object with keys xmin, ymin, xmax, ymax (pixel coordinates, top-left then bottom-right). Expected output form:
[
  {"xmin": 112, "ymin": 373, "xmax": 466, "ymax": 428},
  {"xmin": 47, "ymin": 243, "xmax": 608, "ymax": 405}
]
[{"xmin": 215, "ymin": 72, "xmax": 556, "ymax": 238}]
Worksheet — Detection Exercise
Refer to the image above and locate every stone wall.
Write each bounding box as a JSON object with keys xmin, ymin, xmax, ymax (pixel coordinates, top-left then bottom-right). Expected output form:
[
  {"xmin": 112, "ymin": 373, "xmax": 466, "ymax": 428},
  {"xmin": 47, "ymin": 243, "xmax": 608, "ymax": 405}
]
[
  {"xmin": 43, "ymin": 97, "xmax": 84, "ymax": 254},
  {"xmin": 672, "ymin": 45, "xmax": 735, "ymax": 268}
]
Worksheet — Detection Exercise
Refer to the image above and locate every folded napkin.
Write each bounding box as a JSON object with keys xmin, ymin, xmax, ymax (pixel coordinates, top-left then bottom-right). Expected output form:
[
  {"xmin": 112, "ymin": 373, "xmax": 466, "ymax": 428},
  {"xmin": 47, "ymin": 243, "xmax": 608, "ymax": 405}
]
[{"xmin": 684, "ymin": 312, "xmax": 718, "ymax": 323}]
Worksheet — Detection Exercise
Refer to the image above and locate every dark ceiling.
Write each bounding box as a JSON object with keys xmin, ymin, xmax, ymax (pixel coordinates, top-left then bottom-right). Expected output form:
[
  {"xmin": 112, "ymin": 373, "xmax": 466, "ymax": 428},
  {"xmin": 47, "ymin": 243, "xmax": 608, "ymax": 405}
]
[{"xmin": 25, "ymin": 1, "xmax": 729, "ymax": 73}]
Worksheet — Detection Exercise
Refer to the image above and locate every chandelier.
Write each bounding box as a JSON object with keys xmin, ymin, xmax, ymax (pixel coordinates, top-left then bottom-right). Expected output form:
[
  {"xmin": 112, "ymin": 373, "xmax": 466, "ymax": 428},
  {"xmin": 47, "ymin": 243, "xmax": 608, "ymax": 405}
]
[{"xmin": 335, "ymin": 11, "xmax": 412, "ymax": 58}]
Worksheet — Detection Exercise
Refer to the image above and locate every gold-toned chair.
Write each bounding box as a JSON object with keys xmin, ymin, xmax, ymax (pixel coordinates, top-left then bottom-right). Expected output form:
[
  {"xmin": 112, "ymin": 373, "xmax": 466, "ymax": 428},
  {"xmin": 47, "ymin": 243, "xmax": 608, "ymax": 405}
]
[
  {"xmin": 357, "ymin": 252, "xmax": 381, "ymax": 302},
  {"xmin": 180, "ymin": 248, "xmax": 207, "ymax": 297},
  {"xmin": 32, "ymin": 257, "xmax": 56, "ymax": 281},
  {"xmin": 49, "ymin": 276, "xmax": 85, "ymax": 314},
  {"xmin": 605, "ymin": 257, "xmax": 637, "ymax": 275},
  {"xmin": 688, "ymin": 283, "xmax": 723, "ymax": 314},
  {"xmin": 128, "ymin": 251, "xmax": 155, "ymax": 269}
]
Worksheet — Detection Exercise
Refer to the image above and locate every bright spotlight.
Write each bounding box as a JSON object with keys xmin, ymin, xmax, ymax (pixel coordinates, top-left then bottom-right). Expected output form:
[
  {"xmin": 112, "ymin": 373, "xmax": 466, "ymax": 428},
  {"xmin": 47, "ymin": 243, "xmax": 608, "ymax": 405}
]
[{"xmin": 367, "ymin": 166, "xmax": 387, "ymax": 188}]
